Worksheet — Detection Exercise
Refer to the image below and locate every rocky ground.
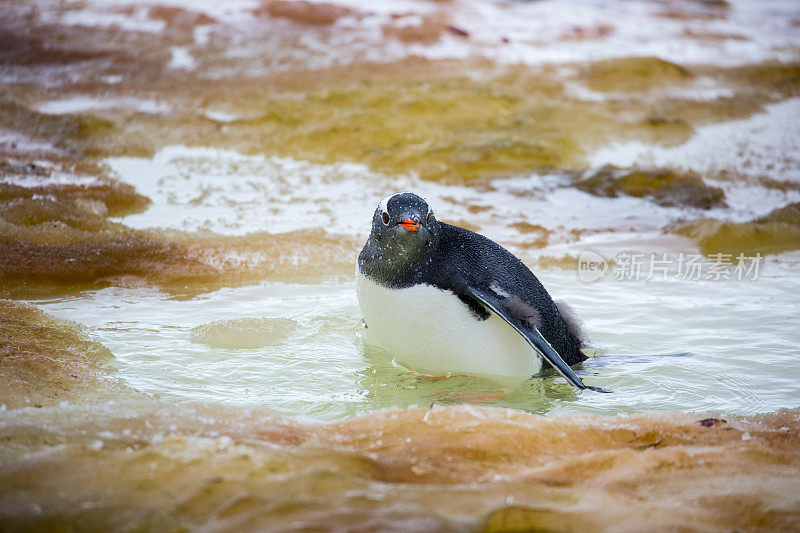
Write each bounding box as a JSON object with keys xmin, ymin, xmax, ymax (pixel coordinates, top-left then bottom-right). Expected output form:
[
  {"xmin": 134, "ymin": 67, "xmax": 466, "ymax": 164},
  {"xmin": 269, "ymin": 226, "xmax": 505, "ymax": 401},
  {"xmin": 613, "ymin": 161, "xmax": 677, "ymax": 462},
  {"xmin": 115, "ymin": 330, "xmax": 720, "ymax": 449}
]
[{"xmin": 1, "ymin": 0, "xmax": 799, "ymax": 530}]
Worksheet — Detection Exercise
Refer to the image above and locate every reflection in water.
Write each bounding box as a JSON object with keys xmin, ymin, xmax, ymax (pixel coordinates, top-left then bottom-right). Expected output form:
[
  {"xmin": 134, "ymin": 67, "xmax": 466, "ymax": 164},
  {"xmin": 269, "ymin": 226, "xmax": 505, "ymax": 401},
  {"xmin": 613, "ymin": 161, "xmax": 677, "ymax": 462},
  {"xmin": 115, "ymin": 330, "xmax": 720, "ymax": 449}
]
[{"xmin": 357, "ymin": 338, "xmax": 581, "ymax": 414}]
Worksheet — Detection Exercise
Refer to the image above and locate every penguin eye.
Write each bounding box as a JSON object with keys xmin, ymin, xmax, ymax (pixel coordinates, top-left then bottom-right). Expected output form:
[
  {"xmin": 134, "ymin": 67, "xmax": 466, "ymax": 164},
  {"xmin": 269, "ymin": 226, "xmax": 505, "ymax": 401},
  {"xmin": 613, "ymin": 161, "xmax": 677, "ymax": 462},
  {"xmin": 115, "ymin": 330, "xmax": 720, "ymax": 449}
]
[{"xmin": 381, "ymin": 212, "xmax": 390, "ymax": 225}]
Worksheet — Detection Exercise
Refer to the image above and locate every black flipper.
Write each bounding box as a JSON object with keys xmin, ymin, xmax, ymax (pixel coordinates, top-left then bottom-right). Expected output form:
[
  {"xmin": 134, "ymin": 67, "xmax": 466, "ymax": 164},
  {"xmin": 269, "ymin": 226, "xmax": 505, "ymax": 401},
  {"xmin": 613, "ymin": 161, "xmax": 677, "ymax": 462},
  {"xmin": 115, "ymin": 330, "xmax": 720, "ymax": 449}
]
[{"xmin": 464, "ymin": 286, "xmax": 611, "ymax": 393}]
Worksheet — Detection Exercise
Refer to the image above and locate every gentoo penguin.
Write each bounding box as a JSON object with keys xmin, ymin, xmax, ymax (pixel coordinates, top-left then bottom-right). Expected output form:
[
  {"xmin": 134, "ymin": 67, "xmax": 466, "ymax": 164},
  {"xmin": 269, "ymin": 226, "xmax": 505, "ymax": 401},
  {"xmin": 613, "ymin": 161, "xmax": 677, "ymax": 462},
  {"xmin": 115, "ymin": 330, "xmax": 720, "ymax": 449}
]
[{"xmin": 356, "ymin": 192, "xmax": 609, "ymax": 393}]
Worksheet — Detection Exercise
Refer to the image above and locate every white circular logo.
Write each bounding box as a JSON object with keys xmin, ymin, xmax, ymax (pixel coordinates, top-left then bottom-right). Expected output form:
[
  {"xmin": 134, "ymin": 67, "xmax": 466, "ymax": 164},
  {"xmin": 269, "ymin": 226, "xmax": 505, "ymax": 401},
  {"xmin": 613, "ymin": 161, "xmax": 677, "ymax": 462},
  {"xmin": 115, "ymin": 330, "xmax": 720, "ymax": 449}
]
[{"xmin": 577, "ymin": 250, "xmax": 608, "ymax": 283}]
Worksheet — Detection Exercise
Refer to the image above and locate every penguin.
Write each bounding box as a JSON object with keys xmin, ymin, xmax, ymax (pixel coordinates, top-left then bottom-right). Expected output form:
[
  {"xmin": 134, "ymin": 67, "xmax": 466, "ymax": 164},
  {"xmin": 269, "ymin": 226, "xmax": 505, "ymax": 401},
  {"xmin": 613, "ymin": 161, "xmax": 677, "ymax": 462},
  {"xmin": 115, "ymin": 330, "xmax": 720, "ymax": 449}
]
[{"xmin": 356, "ymin": 192, "xmax": 610, "ymax": 393}]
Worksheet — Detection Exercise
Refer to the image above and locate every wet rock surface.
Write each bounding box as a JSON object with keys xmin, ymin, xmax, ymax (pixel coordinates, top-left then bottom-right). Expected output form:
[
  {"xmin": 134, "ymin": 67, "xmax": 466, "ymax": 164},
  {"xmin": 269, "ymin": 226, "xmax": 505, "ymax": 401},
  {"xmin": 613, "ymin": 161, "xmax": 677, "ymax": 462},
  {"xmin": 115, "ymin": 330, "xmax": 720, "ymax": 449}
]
[
  {"xmin": 576, "ymin": 165, "xmax": 726, "ymax": 209},
  {"xmin": 0, "ymin": 299, "xmax": 140, "ymax": 409},
  {"xmin": 0, "ymin": 402, "xmax": 798, "ymax": 531},
  {"xmin": 579, "ymin": 56, "xmax": 693, "ymax": 93},
  {"xmin": 672, "ymin": 201, "xmax": 800, "ymax": 256},
  {"xmin": 0, "ymin": 0, "xmax": 799, "ymax": 530}
]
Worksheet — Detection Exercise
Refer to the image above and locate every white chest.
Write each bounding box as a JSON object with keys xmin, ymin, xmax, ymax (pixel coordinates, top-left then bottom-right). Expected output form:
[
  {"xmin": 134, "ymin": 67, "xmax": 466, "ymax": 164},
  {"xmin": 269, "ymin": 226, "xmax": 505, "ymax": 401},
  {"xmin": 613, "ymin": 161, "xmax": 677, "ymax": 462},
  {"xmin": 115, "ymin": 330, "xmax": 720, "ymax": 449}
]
[{"xmin": 356, "ymin": 269, "xmax": 541, "ymax": 378}]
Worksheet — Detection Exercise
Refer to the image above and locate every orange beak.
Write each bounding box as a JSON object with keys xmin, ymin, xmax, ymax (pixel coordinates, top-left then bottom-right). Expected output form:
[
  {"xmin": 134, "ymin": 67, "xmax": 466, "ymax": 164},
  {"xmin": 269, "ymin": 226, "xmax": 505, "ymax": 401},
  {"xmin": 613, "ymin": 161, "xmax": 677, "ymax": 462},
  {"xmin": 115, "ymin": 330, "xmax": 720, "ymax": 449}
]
[{"xmin": 399, "ymin": 218, "xmax": 420, "ymax": 231}]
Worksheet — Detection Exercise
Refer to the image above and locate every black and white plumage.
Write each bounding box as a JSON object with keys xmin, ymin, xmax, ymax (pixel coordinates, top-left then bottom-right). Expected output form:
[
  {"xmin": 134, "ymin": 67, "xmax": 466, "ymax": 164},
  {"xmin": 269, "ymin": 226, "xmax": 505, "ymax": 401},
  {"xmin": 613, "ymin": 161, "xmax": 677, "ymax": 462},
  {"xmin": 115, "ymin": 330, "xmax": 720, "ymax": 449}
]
[{"xmin": 356, "ymin": 192, "xmax": 609, "ymax": 393}]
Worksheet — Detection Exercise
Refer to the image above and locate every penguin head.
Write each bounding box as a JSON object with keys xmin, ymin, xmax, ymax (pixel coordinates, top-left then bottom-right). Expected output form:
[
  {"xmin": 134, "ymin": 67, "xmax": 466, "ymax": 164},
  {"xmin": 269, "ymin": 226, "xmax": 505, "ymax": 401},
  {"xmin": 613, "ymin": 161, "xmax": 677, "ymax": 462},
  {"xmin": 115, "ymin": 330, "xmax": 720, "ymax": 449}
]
[{"xmin": 370, "ymin": 192, "xmax": 439, "ymax": 259}]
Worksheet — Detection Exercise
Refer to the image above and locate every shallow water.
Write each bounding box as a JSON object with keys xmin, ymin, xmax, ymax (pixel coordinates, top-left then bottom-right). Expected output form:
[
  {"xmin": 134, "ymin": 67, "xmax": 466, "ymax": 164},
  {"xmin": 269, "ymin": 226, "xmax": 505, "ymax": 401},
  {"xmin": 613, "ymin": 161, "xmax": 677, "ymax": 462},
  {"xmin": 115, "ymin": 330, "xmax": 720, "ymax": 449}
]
[
  {"xmin": 27, "ymin": 142, "xmax": 800, "ymax": 419},
  {"xmin": 32, "ymin": 257, "xmax": 800, "ymax": 419},
  {"xmin": 3, "ymin": 0, "xmax": 800, "ymax": 529}
]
